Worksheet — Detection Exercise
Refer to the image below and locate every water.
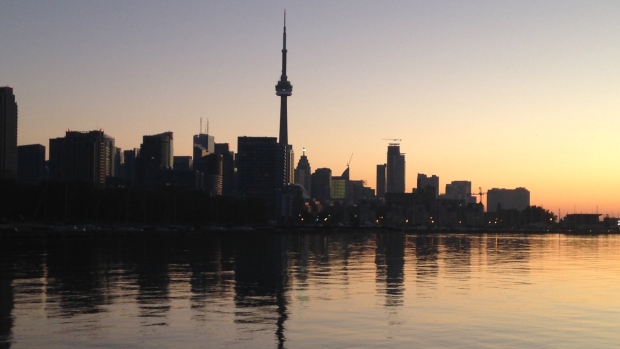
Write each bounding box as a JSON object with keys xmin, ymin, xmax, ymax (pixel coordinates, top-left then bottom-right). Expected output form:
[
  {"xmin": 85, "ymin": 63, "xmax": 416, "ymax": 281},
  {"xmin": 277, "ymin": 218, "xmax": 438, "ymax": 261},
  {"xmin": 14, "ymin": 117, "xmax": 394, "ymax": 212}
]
[{"xmin": 2, "ymin": 230, "xmax": 620, "ymax": 348}]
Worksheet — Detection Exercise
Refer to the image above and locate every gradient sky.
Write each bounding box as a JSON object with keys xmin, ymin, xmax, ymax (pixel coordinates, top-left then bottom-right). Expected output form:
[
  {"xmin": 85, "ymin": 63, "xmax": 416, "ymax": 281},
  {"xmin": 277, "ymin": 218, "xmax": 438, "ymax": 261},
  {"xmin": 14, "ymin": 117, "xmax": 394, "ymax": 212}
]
[{"xmin": 2, "ymin": 1, "xmax": 619, "ymax": 217}]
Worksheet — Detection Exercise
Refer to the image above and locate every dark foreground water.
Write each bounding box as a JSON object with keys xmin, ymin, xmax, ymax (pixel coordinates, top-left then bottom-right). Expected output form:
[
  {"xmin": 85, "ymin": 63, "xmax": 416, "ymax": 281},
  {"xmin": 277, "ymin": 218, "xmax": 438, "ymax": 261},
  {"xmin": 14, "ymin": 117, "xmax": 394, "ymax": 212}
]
[{"xmin": 1, "ymin": 230, "xmax": 620, "ymax": 348}]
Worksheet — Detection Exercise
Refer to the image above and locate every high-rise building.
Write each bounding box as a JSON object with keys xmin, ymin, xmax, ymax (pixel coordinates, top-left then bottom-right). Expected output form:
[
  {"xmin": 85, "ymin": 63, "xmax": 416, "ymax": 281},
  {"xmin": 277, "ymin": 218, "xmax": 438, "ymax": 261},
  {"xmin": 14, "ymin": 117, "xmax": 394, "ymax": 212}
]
[
  {"xmin": 17, "ymin": 144, "xmax": 46, "ymax": 182},
  {"xmin": 275, "ymin": 12, "xmax": 294, "ymax": 184},
  {"xmin": 386, "ymin": 144, "xmax": 405, "ymax": 193},
  {"xmin": 122, "ymin": 148, "xmax": 139, "ymax": 184},
  {"xmin": 237, "ymin": 136, "xmax": 287, "ymax": 207},
  {"xmin": 487, "ymin": 187, "xmax": 530, "ymax": 212},
  {"xmin": 445, "ymin": 180, "xmax": 471, "ymax": 202},
  {"xmin": 140, "ymin": 132, "xmax": 173, "ymax": 169},
  {"xmin": 48, "ymin": 130, "xmax": 115, "ymax": 185},
  {"xmin": 311, "ymin": 168, "xmax": 332, "ymax": 201},
  {"xmin": 331, "ymin": 167, "xmax": 349, "ymax": 200},
  {"xmin": 376, "ymin": 164, "xmax": 386, "ymax": 198},
  {"xmin": 0, "ymin": 86, "xmax": 18, "ymax": 180},
  {"xmin": 294, "ymin": 148, "xmax": 311, "ymax": 193},
  {"xmin": 417, "ymin": 173, "xmax": 439, "ymax": 198},
  {"xmin": 193, "ymin": 133, "xmax": 214, "ymax": 167},
  {"xmin": 214, "ymin": 143, "xmax": 235, "ymax": 196},
  {"xmin": 136, "ymin": 132, "xmax": 173, "ymax": 187}
]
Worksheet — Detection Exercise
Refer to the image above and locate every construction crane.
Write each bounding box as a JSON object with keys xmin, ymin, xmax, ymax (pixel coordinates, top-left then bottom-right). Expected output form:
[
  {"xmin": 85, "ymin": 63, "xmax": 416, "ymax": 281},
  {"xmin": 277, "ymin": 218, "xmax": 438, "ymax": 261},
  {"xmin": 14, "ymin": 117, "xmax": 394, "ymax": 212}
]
[
  {"xmin": 347, "ymin": 153, "xmax": 353, "ymax": 168},
  {"xmin": 474, "ymin": 187, "xmax": 486, "ymax": 204},
  {"xmin": 382, "ymin": 138, "xmax": 402, "ymax": 144}
]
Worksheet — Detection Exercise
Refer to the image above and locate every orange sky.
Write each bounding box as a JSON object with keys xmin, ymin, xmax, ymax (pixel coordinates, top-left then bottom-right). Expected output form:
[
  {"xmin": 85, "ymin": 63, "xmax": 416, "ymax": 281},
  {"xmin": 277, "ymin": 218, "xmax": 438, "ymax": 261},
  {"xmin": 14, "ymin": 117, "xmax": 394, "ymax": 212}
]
[{"xmin": 2, "ymin": 2, "xmax": 619, "ymax": 217}]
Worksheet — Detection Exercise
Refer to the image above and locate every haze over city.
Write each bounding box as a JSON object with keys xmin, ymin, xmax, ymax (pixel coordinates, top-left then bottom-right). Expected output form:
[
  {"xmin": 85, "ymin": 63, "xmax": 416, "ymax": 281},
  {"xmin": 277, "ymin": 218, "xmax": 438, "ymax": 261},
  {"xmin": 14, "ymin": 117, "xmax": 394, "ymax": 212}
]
[{"xmin": 2, "ymin": 1, "xmax": 619, "ymax": 216}]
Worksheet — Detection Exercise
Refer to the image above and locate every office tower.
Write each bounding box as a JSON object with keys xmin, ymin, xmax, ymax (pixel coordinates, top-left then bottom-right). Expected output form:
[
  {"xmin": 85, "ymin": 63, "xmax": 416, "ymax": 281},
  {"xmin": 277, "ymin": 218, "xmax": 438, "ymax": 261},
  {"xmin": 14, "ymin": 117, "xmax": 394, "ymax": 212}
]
[
  {"xmin": 214, "ymin": 143, "xmax": 235, "ymax": 196},
  {"xmin": 417, "ymin": 173, "xmax": 439, "ymax": 198},
  {"xmin": 294, "ymin": 147, "xmax": 311, "ymax": 192},
  {"xmin": 376, "ymin": 164, "xmax": 386, "ymax": 198},
  {"xmin": 311, "ymin": 168, "xmax": 332, "ymax": 201},
  {"xmin": 237, "ymin": 136, "xmax": 286, "ymax": 207},
  {"xmin": 135, "ymin": 132, "xmax": 173, "ymax": 187},
  {"xmin": 48, "ymin": 130, "xmax": 115, "ymax": 185},
  {"xmin": 331, "ymin": 167, "xmax": 349, "ymax": 200},
  {"xmin": 487, "ymin": 187, "xmax": 530, "ymax": 212},
  {"xmin": 386, "ymin": 144, "xmax": 405, "ymax": 193},
  {"xmin": 445, "ymin": 180, "xmax": 471, "ymax": 202},
  {"xmin": 140, "ymin": 132, "xmax": 173, "ymax": 169},
  {"xmin": 122, "ymin": 148, "xmax": 139, "ymax": 184},
  {"xmin": 275, "ymin": 12, "xmax": 294, "ymax": 184},
  {"xmin": 113, "ymin": 148, "xmax": 123, "ymax": 177},
  {"xmin": 173, "ymin": 156, "xmax": 192, "ymax": 171},
  {"xmin": 17, "ymin": 144, "xmax": 46, "ymax": 182},
  {"xmin": 193, "ymin": 133, "xmax": 214, "ymax": 167},
  {"xmin": 0, "ymin": 86, "xmax": 18, "ymax": 179}
]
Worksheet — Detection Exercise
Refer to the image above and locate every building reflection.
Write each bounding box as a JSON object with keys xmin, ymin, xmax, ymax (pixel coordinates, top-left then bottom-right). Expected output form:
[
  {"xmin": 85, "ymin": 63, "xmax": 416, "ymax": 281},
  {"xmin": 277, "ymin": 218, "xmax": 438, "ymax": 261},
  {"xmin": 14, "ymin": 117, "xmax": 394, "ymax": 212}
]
[
  {"xmin": 375, "ymin": 231, "xmax": 405, "ymax": 307},
  {"xmin": 0, "ymin": 237, "xmax": 16, "ymax": 349},
  {"xmin": 44, "ymin": 236, "xmax": 108, "ymax": 317},
  {"xmin": 132, "ymin": 235, "xmax": 172, "ymax": 325},
  {"xmin": 413, "ymin": 234, "xmax": 439, "ymax": 295},
  {"xmin": 188, "ymin": 234, "xmax": 235, "ymax": 321},
  {"xmin": 442, "ymin": 235, "xmax": 472, "ymax": 291},
  {"xmin": 234, "ymin": 233, "xmax": 289, "ymax": 349}
]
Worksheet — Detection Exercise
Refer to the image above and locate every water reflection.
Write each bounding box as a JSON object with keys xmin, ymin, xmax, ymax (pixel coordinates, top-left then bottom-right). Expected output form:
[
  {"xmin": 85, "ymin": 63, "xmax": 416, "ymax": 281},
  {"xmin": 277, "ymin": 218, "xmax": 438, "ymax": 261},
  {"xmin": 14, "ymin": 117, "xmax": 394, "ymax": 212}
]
[
  {"xmin": 2, "ymin": 231, "xmax": 620, "ymax": 348},
  {"xmin": 375, "ymin": 232, "xmax": 405, "ymax": 307},
  {"xmin": 234, "ymin": 234, "xmax": 289, "ymax": 349}
]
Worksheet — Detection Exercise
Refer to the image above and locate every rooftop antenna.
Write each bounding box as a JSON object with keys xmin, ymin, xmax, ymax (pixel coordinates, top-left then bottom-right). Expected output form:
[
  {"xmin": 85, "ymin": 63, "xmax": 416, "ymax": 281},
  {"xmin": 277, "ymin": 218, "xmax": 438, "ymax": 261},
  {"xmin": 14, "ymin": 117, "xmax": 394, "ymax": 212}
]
[
  {"xmin": 200, "ymin": 118, "xmax": 202, "ymax": 134},
  {"xmin": 207, "ymin": 118, "xmax": 209, "ymax": 135}
]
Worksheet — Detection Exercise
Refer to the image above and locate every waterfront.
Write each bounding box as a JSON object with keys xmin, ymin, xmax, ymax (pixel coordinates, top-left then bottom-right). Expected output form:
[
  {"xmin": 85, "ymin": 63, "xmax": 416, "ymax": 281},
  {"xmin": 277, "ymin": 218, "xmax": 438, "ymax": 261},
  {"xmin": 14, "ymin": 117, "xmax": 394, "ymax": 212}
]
[{"xmin": 1, "ymin": 231, "xmax": 620, "ymax": 348}]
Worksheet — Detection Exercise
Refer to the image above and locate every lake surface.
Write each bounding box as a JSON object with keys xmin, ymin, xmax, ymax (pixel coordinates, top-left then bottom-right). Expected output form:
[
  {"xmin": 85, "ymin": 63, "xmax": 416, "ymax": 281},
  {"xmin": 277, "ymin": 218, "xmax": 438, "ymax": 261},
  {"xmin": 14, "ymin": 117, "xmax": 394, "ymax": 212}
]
[{"xmin": 1, "ymin": 230, "xmax": 620, "ymax": 348}]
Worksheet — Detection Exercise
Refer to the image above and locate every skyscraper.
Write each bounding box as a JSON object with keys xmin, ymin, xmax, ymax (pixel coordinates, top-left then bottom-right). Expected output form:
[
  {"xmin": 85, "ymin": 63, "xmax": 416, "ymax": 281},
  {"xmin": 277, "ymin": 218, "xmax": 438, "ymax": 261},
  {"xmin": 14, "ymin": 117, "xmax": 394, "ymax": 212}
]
[
  {"xmin": 237, "ymin": 136, "xmax": 287, "ymax": 207},
  {"xmin": 48, "ymin": 130, "xmax": 115, "ymax": 185},
  {"xmin": 311, "ymin": 168, "xmax": 332, "ymax": 201},
  {"xmin": 17, "ymin": 144, "xmax": 46, "ymax": 182},
  {"xmin": 376, "ymin": 164, "xmax": 386, "ymax": 198},
  {"xmin": 0, "ymin": 86, "xmax": 18, "ymax": 180},
  {"xmin": 294, "ymin": 148, "xmax": 311, "ymax": 193},
  {"xmin": 275, "ymin": 11, "xmax": 294, "ymax": 184},
  {"xmin": 386, "ymin": 144, "xmax": 405, "ymax": 193},
  {"xmin": 136, "ymin": 132, "xmax": 173, "ymax": 187}
]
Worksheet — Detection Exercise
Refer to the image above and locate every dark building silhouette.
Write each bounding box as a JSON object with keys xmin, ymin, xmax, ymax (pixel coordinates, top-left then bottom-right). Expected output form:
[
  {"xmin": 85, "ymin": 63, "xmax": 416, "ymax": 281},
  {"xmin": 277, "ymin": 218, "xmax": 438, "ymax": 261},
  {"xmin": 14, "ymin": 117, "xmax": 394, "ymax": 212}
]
[
  {"xmin": 376, "ymin": 164, "xmax": 386, "ymax": 198},
  {"xmin": 48, "ymin": 130, "xmax": 115, "ymax": 185},
  {"xmin": 237, "ymin": 136, "xmax": 286, "ymax": 210},
  {"xmin": 275, "ymin": 12, "xmax": 294, "ymax": 185},
  {"xmin": 136, "ymin": 132, "xmax": 173, "ymax": 187},
  {"xmin": 214, "ymin": 143, "xmax": 235, "ymax": 196},
  {"xmin": 294, "ymin": 148, "xmax": 311, "ymax": 193},
  {"xmin": 487, "ymin": 187, "xmax": 530, "ymax": 212},
  {"xmin": 17, "ymin": 144, "xmax": 46, "ymax": 182},
  {"xmin": 173, "ymin": 156, "xmax": 192, "ymax": 171},
  {"xmin": 122, "ymin": 148, "xmax": 139, "ymax": 185},
  {"xmin": 0, "ymin": 86, "xmax": 18, "ymax": 180},
  {"xmin": 113, "ymin": 147, "xmax": 123, "ymax": 178},
  {"xmin": 386, "ymin": 144, "xmax": 405, "ymax": 193},
  {"xmin": 311, "ymin": 168, "xmax": 332, "ymax": 201},
  {"xmin": 417, "ymin": 173, "xmax": 439, "ymax": 198},
  {"xmin": 193, "ymin": 133, "xmax": 214, "ymax": 168},
  {"xmin": 444, "ymin": 180, "xmax": 472, "ymax": 203}
]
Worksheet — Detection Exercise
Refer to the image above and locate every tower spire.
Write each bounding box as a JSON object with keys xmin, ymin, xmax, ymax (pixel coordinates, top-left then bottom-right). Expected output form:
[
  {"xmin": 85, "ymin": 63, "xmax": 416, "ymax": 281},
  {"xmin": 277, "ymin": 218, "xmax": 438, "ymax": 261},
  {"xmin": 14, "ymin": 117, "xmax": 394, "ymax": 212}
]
[{"xmin": 276, "ymin": 10, "xmax": 292, "ymax": 145}]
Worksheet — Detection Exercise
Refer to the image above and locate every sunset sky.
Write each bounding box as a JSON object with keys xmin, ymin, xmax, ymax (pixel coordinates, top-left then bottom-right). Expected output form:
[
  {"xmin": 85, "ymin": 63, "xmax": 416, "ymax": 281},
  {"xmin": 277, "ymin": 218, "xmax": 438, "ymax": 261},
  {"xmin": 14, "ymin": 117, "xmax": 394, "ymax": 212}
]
[{"xmin": 2, "ymin": 1, "xmax": 619, "ymax": 217}]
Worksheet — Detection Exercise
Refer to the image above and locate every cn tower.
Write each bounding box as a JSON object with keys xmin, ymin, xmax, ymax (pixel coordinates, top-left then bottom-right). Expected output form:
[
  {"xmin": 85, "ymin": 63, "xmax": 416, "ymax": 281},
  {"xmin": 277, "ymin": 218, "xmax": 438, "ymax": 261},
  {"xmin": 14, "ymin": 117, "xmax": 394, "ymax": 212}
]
[{"xmin": 275, "ymin": 10, "xmax": 292, "ymax": 145}]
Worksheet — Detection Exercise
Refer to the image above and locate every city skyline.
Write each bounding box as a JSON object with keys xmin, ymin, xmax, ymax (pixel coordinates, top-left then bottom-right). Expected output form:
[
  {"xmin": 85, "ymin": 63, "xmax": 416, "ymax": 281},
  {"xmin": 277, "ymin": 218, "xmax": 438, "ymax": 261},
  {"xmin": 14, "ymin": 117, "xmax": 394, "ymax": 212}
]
[{"xmin": 2, "ymin": 2, "xmax": 620, "ymax": 216}]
